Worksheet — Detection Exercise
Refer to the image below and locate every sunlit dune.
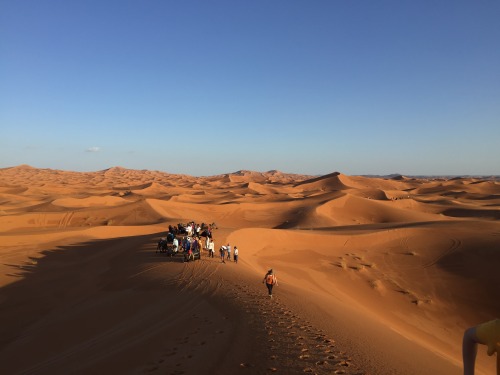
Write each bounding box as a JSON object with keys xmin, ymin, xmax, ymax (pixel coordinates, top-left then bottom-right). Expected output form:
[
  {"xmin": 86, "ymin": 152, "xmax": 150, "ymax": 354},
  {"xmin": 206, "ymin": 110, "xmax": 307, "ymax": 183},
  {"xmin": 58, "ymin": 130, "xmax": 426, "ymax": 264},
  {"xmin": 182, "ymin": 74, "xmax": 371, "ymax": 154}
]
[
  {"xmin": 52, "ymin": 196, "xmax": 129, "ymax": 208},
  {"xmin": 0, "ymin": 165, "xmax": 498, "ymax": 375}
]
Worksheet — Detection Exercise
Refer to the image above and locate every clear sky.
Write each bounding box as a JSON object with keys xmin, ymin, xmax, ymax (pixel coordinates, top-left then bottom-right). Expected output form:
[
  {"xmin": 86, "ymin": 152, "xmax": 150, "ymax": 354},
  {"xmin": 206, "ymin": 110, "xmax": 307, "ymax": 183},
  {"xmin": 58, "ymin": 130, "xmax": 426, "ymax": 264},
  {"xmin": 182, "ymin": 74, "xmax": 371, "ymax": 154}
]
[{"xmin": 1, "ymin": 1, "xmax": 499, "ymax": 176}]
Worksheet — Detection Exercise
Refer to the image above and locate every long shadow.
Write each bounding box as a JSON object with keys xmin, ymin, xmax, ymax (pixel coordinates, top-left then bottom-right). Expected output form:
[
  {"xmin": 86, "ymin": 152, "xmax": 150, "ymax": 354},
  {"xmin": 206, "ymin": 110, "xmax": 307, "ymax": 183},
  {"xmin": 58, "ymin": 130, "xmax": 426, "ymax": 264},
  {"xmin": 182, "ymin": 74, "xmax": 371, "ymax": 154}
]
[
  {"xmin": 276, "ymin": 220, "xmax": 467, "ymax": 232},
  {"xmin": 0, "ymin": 231, "xmax": 174, "ymax": 350},
  {"xmin": 442, "ymin": 207, "xmax": 500, "ymax": 220},
  {"xmin": 435, "ymin": 243, "xmax": 500, "ymax": 317}
]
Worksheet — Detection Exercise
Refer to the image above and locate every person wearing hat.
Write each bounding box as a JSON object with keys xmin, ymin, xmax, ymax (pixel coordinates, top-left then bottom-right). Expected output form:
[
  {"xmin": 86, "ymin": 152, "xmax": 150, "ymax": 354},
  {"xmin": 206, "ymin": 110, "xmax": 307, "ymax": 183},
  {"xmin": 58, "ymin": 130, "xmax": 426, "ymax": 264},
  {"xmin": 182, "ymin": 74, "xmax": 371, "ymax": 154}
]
[
  {"xmin": 263, "ymin": 269, "xmax": 278, "ymax": 298},
  {"xmin": 219, "ymin": 245, "xmax": 226, "ymax": 263}
]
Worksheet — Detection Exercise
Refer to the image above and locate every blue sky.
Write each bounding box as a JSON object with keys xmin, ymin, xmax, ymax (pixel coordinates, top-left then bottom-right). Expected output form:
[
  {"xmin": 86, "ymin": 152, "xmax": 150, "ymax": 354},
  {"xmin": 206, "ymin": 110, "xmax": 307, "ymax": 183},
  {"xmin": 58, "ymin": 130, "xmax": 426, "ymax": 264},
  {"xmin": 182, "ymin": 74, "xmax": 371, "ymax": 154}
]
[{"xmin": 1, "ymin": 1, "xmax": 499, "ymax": 176}]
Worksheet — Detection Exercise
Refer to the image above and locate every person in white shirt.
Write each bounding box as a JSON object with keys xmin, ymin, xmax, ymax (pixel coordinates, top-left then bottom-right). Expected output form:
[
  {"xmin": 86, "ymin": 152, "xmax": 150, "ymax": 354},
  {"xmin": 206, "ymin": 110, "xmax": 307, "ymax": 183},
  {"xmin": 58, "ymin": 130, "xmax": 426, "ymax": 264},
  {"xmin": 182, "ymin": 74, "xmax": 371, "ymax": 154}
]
[
  {"xmin": 233, "ymin": 246, "xmax": 239, "ymax": 263},
  {"xmin": 208, "ymin": 239, "xmax": 215, "ymax": 258}
]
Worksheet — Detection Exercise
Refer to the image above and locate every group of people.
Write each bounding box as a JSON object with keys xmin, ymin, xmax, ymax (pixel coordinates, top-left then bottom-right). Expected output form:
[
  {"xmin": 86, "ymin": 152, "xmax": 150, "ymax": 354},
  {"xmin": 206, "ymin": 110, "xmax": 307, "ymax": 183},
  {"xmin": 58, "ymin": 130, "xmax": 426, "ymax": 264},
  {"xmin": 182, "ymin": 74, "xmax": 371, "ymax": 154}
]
[
  {"xmin": 159, "ymin": 221, "xmax": 216, "ymax": 262},
  {"xmin": 181, "ymin": 235, "xmax": 203, "ymax": 262},
  {"xmin": 160, "ymin": 223, "xmax": 280, "ymax": 299},
  {"xmin": 160, "ymin": 223, "xmax": 245, "ymax": 269},
  {"xmin": 217, "ymin": 243, "xmax": 239, "ymax": 264},
  {"xmin": 168, "ymin": 221, "xmax": 216, "ymax": 239}
]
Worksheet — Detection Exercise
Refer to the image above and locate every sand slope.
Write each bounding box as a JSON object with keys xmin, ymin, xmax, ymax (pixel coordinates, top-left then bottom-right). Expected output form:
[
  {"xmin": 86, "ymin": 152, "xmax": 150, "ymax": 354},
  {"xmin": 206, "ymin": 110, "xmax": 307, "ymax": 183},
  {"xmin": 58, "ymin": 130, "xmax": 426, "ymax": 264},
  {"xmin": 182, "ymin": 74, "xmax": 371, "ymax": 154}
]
[{"xmin": 0, "ymin": 166, "xmax": 499, "ymax": 375}]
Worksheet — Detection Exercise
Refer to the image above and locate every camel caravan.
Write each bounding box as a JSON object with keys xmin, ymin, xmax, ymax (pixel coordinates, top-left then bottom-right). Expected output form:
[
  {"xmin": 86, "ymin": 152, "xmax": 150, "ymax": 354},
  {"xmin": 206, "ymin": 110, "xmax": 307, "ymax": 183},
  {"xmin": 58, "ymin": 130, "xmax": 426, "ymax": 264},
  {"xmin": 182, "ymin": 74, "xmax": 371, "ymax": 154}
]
[{"xmin": 156, "ymin": 222, "xmax": 216, "ymax": 262}]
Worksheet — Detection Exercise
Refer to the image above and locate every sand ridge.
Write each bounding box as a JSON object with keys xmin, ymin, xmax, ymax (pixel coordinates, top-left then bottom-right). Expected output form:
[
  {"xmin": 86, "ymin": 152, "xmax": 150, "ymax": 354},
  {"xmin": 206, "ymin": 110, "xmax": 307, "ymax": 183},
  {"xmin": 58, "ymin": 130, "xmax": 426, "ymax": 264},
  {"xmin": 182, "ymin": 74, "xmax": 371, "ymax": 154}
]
[{"xmin": 0, "ymin": 165, "xmax": 499, "ymax": 374}]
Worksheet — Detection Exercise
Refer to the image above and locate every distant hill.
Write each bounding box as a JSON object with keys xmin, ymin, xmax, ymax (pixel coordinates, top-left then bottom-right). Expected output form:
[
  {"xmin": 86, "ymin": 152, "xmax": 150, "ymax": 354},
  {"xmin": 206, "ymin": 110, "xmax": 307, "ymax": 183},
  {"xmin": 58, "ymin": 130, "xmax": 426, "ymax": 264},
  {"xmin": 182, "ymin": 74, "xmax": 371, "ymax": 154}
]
[
  {"xmin": 2, "ymin": 165, "xmax": 498, "ymax": 182},
  {"xmin": 361, "ymin": 173, "xmax": 500, "ymax": 180}
]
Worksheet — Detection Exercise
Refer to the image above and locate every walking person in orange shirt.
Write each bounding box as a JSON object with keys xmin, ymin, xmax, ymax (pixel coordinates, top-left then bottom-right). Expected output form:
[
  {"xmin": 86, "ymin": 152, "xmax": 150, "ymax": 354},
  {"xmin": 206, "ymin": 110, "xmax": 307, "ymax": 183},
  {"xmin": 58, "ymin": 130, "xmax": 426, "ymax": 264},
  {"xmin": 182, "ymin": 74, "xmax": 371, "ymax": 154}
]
[{"xmin": 263, "ymin": 269, "xmax": 278, "ymax": 298}]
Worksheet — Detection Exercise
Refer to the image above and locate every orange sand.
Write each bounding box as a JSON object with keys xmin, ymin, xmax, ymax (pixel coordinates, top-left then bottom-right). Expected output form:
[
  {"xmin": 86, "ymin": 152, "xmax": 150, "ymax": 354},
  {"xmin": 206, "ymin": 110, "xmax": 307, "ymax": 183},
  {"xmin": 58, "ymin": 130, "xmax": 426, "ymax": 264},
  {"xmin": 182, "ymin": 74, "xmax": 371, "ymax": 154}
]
[{"xmin": 0, "ymin": 165, "xmax": 499, "ymax": 374}]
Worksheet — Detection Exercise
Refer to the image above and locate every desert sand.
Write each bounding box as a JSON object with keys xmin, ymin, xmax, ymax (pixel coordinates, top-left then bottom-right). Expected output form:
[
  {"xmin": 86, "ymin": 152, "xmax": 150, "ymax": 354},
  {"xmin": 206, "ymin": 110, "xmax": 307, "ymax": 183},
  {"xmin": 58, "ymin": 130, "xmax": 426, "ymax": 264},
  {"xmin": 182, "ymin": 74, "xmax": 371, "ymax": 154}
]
[{"xmin": 0, "ymin": 165, "xmax": 499, "ymax": 375}]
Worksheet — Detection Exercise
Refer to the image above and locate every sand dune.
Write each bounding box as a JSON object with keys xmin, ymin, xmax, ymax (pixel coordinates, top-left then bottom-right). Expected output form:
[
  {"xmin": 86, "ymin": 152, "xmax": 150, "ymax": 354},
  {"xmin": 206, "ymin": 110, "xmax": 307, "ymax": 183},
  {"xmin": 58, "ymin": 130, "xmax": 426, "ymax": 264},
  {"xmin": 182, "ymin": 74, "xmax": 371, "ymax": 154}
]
[
  {"xmin": 0, "ymin": 166, "xmax": 499, "ymax": 375},
  {"xmin": 52, "ymin": 196, "xmax": 129, "ymax": 208},
  {"xmin": 295, "ymin": 172, "xmax": 350, "ymax": 192}
]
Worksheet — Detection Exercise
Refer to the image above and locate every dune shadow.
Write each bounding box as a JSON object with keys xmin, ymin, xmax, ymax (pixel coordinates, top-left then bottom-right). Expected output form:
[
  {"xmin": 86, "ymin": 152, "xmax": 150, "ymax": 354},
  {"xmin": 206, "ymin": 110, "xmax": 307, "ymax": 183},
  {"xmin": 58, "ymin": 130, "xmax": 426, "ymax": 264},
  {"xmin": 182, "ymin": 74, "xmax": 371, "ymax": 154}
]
[
  {"xmin": 435, "ymin": 241, "xmax": 500, "ymax": 318},
  {"xmin": 289, "ymin": 221, "xmax": 457, "ymax": 233},
  {"xmin": 441, "ymin": 208, "xmax": 500, "ymax": 220},
  {"xmin": 0, "ymin": 231, "xmax": 174, "ymax": 348}
]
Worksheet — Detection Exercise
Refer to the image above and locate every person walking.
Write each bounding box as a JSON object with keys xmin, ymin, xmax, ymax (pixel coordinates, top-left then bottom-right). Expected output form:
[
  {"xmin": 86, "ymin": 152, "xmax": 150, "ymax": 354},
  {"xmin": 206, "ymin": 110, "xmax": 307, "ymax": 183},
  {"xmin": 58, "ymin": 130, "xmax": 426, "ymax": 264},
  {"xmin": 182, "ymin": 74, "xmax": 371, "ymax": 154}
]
[
  {"xmin": 233, "ymin": 246, "xmax": 239, "ymax": 263},
  {"xmin": 197, "ymin": 237, "xmax": 203, "ymax": 257},
  {"xmin": 191, "ymin": 237, "xmax": 199, "ymax": 256},
  {"xmin": 263, "ymin": 269, "xmax": 278, "ymax": 298},
  {"xmin": 205, "ymin": 234, "xmax": 210, "ymax": 250},
  {"xmin": 208, "ymin": 239, "xmax": 215, "ymax": 258},
  {"xmin": 220, "ymin": 246, "xmax": 226, "ymax": 264},
  {"xmin": 183, "ymin": 236, "xmax": 191, "ymax": 253}
]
